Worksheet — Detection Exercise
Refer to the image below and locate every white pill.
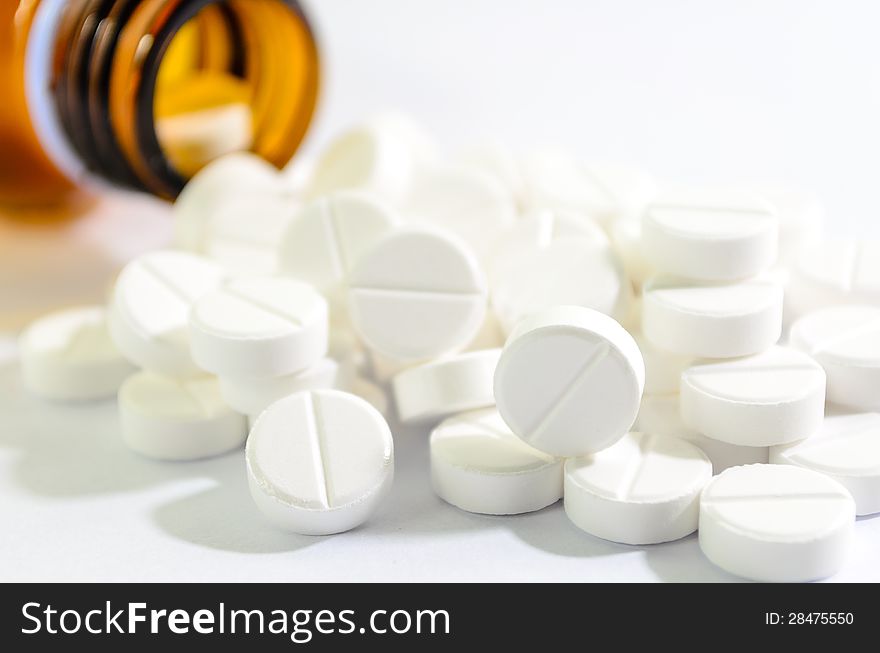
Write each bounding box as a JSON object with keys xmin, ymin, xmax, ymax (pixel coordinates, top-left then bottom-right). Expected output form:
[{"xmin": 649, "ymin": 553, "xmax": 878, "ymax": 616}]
[
  {"xmin": 788, "ymin": 239, "xmax": 880, "ymax": 316},
  {"xmin": 635, "ymin": 334, "xmax": 693, "ymax": 396},
  {"xmin": 636, "ymin": 393, "xmax": 769, "ymax": 473},
  {"xmin": 246, "ymin": 389, "xmax": 394, "ymax": 535},
  {"xmin": 190, "ymin": 277, "xmax": 328, "ymax": 378},
  {"xmin": 20, "ymin": 306, "xmax": 136, "ymax": 401},
  {"xmin": 771, "ymin": 411, "xmax": 880, "ymax": 516},
  {"xmin": 218, "ymin": 358, "xmax": 340, "ymax": 417},
  {"xmin": 173, "ymin": 152, "xmax": 282, "ymax": 251},
  {"xmin": 392, "ymin": 349, "xmax": 501, "ymax": 423},
  {"xmin": 430, "ymin": 408, "xmax": 563, "ymax": 515},
  {"xmin": 109, "ymin": 250, "xmax": 225, "ymax": 378},
  {"xmin": 278, "ymin": 191, "xmax": 398, "ymax": 310},
  {"xmin": 156, "ymin": 103, "xmax": 253, "ymax": 177},
  {"xmin": 307, "ymin": 113, "xmax": 435, "ymax": 203},
  {"xmin": 699, "ymin": 464, "xmax": 855, "ymax": 582},
  {"xmin": 494, "ymin": 305, "xmax": 644, "ymax": 457},
  {"xmin": 790, "ymin": 305, "xmax": 880, "ymax": 411},
  {"xmin": 200, "ymin": 191, "xmax": 298, "ymax": 276},
  {"xmin": 401, "ymin": 164, "xmax": 516, "ymax": 258},
  {"xmin": 565, "ymin": 432, "xmax": 712, "ymax": 545},
  {"xmin": 754, "ymin": 187, "xmax": 823, "ymax": 265},
  {"xmin": 521, "ymin": 147, "xmax": 656, "ymax": 227},
  {"xmin": 681, "ymin": 346, "xmax": 826, "ymax": 447},
  {"xmin": 642, "ymin": 188, "xmax": 778, "ymax": 281},
  {"xmin": 641, "ymin": 276, "xmax": 783, "ymax": 358},
  {"xmin": 486, "ymin": 208, "xmax": 609, "ymax": 285},
  {"xmin": 119, "ymin": 371, "xmax": 247, "ymax": 461},
  {"xmin": 491, "ymin": 237, "xmax": 632, "ymax": 335},
  {"xmin": 348, "ymin": 227, "xmax": 488, "ymax": 361}
]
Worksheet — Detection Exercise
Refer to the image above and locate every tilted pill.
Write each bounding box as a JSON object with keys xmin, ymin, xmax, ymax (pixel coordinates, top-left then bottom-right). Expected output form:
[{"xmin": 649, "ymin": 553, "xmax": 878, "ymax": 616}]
[
  {"xmin": 392, "ymin": 349, "xmax": 500, "ymax": 423},
  {"xmin": 486, "ymin": 207, "xmax": 609, "ymax": 286},
  {"xmin": 789, "ymin": 305, "xmax": 880, "ymax": 411},
  {"xmin": 173, "ymin": 152, "xmax": 283, "ymax": 252},
  {"xmin": 699, "ymin": 464, "xmax": 855, "ymax": 582},
  {"xmin": 430, "ymin": 408, "xmax": 563, "ymax": 515},
  {"xmin": 491, "ymin": 238, "xmax": 632, "ymax": 335},
  {"xmin": 494, "ymin": 305, "xmax": 644, "ymax": 457},
  {"xmin": 520, "ymin": 147, "xmax": 656, "ymax": 227},
  {"xmin": 189, "ymin": 277, "xmax": 328, "ymax": 378},
  {"xmin": 119, "ymin": 371, "xmax": 247, "ymax": 461},
  {"xmin": 681, "ymin": 346, "xmax": 826, "ymax": 447},
  {"xmin": 641, "ymin": 276, "xmax": 783, "ymax": 358},
  {"xmin": 20, "ymin": 306, "xmax": 135, "ymax": 401},
  {"xmin": 109, "ymin": 250, "xmax": 225, "ymax": 378},
  {"xmin": 402, "ymin": 164, "xmax": 516, "ymax": 258},
  {"xmin": 307, "ymin": 113, "xmax": 435, "ymax": 203},
  {"xmin": 246, "ymin": 389, "xmax": 394, "ymax": 535},
  {"xmin": 348, "ymin": 226, "xmax": 488, "ymax": 361},
  {"xmin": 642, "ymin": 188, "xmax": 778, "ymax": 281},
  {"xmin": 279, "ymin": 190, "xmax": 398, "ymax": 310},
  {"xmin": 771, "ymin": 411, "xmax": 880, "ymax": 516},
  {"xmin": 565, "ymin": 432, "xmax": 712, "ymax": 545}
]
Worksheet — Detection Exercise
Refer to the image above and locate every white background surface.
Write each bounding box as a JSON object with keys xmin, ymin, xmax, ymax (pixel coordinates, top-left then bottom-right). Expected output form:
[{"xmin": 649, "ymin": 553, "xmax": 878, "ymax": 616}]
[{"xmin": 2, "ymin": 0, "xmax": 880, "ymax": 581}]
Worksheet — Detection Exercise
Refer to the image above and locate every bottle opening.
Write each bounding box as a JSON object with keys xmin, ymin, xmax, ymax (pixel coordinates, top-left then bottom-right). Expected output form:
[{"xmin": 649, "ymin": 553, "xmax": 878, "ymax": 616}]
[{"xmin": 20, "ymin": 0, "xmax": 319, "ymax": 202}]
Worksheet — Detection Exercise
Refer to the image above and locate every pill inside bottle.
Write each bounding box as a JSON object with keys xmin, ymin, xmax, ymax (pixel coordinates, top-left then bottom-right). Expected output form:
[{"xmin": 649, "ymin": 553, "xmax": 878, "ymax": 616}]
[{"xmin": 0, "ymin": 0, "xmax": 319, "ymax": 208}]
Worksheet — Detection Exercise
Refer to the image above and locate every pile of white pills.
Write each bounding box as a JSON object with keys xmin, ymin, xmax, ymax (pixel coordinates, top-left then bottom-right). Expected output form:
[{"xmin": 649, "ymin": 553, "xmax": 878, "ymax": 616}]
[{"xmin": 18, "ymin": 113, "xmax": 878, "ymax": 580}]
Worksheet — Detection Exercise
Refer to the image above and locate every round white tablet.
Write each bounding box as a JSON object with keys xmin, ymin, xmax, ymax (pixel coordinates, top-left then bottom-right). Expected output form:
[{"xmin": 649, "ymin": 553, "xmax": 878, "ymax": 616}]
[
  {"xmin": 20, "ymin": 306, "xmax": 136, "ymax": 401},
  {"xmin": 430, "ymin": 408, "xmax": 563, "ymax": 515},
  {"xmin": 789, "ymin": 305, "xmax": 880, "ymax": 410},
  {"xmin": 278, "ymin": 191, "xmax": 398, "ymax": 309},
  {"xmin": 641, "ymin": 276, "xmax": 783, "ymax": 358},
  {"xmin": 198, "ymin": 190, "xmax": 298, "ymax": 276},
  {"xmin": 307, "ymin": 113, "xmax": 434, "ymax": 203},
  {"xmin": 771, "ymin": 412, "xmax": 880, "ymax": 516},
  {"xmin": 681, "ymin": 346, "xmax": 826, "ymax": 447},
  {"xmin": 787, "ymin": 238, "xmax": 880, "ymax": 317},
  {"xmin": 246, "ymin": 389, "xmax": 394, "ymax": 535},
  {"xmin": 218, "ymin": 358, "xmax": 340, "ymax": 417},
  {"xmin": 392, "ymin": 349, "xmax": 501, "ymax": 423},
  {"xmin": 520, "ymin": 147, "xmax": 656, "ymax": 227},
  {"xmin": 641, "ymin": 188, "xmax": 778, "ymax": 281},
  {"xmin": 486, "ymin": 208, "xmax": 610, "ymax": 285},
  {"xmin": 402, "ymin": 164, "xmax": 517, "ymax": 258},
  {"xmin": 699, "ymin": 464, "xmax": 855, "ymax": 582},
  {"xmin": 173, "ymin": 152, "xmax": 283, "ymax": 252},
  {"xmin": 109, "ymin": 250, "xmax": 225, "ymax": 378},
  {"xmin": 190, "ymin": 277, "xmax": 328, "ymax": 378},
  {"xmin": 494, "ymin": 305, "xmax": 644, "ymax": 457},
  {"xmin": 119, "ymin": 371, "xmax": 247, "ymax": 461},
  {"xmin": 348, "ymin": 227, "xmax": 488, "ymax": 361},
  {"xmin": 491, "ymin": 237, "xmax": 633, "ymax": 335},
  {"xmin": 565, "ymin": 432, "xmax": 712, "ymax": 545},
  {"xmin": 636, "ymin": 394, "xmax": 769, "ymax": 473}
]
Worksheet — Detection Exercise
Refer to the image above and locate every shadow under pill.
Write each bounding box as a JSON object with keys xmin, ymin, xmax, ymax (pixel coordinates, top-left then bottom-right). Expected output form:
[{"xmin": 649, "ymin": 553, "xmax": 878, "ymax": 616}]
[{"xmin": 150, "ymin": 457, "xmax": 319, "ymax": 555}]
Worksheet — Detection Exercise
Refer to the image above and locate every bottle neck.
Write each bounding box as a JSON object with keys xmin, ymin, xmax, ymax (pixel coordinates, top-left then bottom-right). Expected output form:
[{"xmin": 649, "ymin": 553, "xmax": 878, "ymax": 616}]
[{"xmin": 24, "ymin": 0, "xmax": 319, "ymax": 199}]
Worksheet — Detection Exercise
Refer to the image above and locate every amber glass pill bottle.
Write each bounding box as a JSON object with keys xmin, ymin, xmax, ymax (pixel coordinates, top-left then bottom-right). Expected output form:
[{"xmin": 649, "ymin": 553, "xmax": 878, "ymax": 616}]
[{"xmin": 0, "ymin": 0, "xmax": 319, "ymax": 207}]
